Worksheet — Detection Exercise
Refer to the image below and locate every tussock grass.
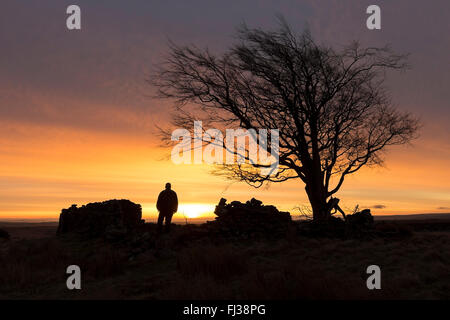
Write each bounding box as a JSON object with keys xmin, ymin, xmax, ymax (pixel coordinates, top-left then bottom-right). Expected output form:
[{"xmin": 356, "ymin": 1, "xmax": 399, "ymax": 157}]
[
  {"xmin": 1, "ymin": 222, "xmax": 450, "ymax": 299},
  {"xmin": 0, "ymin": 237, "xmax": 128, "ymax": 298},
  {"xmin": 177, "ymin": 244, "xmax": 248, "ymax": 281}
]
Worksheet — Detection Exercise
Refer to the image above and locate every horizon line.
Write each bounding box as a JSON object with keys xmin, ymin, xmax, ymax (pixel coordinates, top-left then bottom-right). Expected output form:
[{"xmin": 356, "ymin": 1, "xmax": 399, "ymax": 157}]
[{"xmin": 2, "ymin": 212, "xmax": 450, "ymax": 224}]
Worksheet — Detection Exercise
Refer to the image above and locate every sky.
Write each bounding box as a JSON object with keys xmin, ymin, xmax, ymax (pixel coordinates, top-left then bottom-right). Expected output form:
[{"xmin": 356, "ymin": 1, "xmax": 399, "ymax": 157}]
[{"xmin": 0, "ymin": 0, "xmax": 449, "ymax": 221}]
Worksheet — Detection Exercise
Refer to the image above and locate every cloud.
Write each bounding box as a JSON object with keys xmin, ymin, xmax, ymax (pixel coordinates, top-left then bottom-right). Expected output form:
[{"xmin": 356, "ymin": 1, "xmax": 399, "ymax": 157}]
[
  {"xmin": 437, "ymin": 207, "xmax": 450, "ymax": 210},
  {"xmin": 371, "ymin": 204, "xmax": 387, "ymax": 209}
]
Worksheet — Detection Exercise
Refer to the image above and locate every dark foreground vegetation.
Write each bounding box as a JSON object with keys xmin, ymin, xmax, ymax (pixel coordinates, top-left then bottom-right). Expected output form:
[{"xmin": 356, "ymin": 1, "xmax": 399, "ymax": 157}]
[{"xmin": 1, "ymin": 215, "xmax": 450, "ymax": 299}]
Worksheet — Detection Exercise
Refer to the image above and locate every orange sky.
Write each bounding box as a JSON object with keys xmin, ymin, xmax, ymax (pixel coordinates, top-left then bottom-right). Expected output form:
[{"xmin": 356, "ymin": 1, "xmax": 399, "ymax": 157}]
[
  {"xmin": 1, "ymin": 114, "xmax": 449, "ymax": 221},
  {"xmin": 0, "ymin": 1, "xmax": 449, "ymax": 221}
]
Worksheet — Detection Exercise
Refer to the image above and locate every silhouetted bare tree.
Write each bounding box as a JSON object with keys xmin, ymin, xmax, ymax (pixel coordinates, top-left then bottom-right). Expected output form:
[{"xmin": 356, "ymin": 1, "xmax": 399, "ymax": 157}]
[{"xmin": 152, "ymin": 21, "xmax": 420, "ymax": 221}]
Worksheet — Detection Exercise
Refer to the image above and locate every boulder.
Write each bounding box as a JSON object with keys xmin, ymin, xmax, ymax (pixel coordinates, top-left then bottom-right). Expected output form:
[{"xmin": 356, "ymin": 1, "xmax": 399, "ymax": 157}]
[
  {"xmin": 346, "ymin": 209, "xmax": 374, "ymax": 229},
  {"xmin": 57, "ymin": 199, "xmax": 144, "ymax": 239},
  {"xmin": 343, "ymin": 208, "xmax": 374, "ymax": 238},
  {"xmin": 298, "ymin": 209, "xmax": 374, "ymax": 239},
  {"xmin": 209, "ymin": 198, "xmax": 291, "ymax": 237}
]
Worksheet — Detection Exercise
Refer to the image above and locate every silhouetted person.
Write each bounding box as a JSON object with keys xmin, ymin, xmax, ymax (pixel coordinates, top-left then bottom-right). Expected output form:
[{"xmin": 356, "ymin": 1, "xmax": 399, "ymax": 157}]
[{"xmin": 156, "ymin": 182, "xmax": 178, "ymax": 233}]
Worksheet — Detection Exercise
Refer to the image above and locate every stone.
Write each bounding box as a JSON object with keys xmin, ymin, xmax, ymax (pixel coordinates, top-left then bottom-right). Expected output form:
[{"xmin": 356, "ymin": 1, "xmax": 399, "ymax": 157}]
[
  {"xmin": 346, "ymin": 209, "xmax": 374, "ymax": 229},
  {"xmin": 57, "ymin": 199, "xmax": 144, "ymax": 238},
  {"xmin": 209, "ymin": 198, "xmax": 291, "ymax": 237}
]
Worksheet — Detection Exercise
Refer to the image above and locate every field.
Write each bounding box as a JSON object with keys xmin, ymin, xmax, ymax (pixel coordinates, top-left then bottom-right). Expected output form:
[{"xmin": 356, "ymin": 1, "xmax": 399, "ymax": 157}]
[{"xmin": 1, "ymin": 217, "xmax": 450, "ymax": 300}]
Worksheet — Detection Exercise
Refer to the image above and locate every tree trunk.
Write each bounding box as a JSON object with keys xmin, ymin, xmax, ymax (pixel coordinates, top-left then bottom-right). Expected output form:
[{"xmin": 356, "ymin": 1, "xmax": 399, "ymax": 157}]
[{"xmin": 305, "ymin": 182, "xmax": 329, "ymax": 222}]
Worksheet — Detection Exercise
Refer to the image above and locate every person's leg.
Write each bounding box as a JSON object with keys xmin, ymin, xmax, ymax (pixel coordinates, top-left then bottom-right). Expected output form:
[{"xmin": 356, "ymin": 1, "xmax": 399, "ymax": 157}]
[
  {"xmin": 164, "ymin": 213, "xmax": 173, "ymax": 233},
  {"xmin": 157, "ymin": 211, "xmax": 164, "ymax": 233}
]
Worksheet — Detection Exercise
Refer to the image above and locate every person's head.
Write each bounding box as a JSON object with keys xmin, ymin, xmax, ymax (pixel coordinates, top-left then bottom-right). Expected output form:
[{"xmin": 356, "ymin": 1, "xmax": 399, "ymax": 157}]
[{"xmin": 165, "ymin": 182, "xmax": 171, "ymax": 190}]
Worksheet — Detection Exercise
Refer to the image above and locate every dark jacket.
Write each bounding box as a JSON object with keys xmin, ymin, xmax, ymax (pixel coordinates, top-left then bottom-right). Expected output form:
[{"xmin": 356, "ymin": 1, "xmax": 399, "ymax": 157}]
[{"xmin": 156, "ymin": 189, "xmax": 178, "ymax": 214}]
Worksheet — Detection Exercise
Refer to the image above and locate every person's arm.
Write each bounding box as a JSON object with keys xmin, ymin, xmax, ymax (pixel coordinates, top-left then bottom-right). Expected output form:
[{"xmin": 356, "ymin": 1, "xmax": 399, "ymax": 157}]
[
  {"xmin": 156, "ymin": 192, "xmax": 162, "ymax": 211},
  {"xmin": 174, "ymin": 192, "xmax": 178, "ymax": 213}
]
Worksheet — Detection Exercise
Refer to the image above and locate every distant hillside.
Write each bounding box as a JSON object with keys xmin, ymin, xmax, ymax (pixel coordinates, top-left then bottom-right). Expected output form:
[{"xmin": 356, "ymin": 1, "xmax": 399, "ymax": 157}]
[{"xmin": 374, "ymin": 213, "xmax": 450, "ymax": 221}]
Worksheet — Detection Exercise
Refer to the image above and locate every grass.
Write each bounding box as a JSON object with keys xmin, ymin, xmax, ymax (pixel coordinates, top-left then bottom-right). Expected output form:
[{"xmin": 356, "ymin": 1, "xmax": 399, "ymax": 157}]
[{"xmin": 0, "ymin": 222, "xmax": 449, "ymax": 299}]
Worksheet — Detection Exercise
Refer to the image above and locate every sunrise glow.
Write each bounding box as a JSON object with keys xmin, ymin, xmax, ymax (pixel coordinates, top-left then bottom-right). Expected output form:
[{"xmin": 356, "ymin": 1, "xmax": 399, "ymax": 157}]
[
  {"xmin": 178, "ymin": 203, "xmax": 215, "ymax": 219},
  {"xmin": 0, "ymin": 1, "xmax": 449, "ymax": 222}
]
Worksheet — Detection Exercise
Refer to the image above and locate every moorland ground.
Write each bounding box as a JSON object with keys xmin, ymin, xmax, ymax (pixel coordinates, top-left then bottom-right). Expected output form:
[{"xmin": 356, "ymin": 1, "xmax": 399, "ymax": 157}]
[{"xmin": 1, "ymin": 217, "xmax": 450, "ymax": 300}]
